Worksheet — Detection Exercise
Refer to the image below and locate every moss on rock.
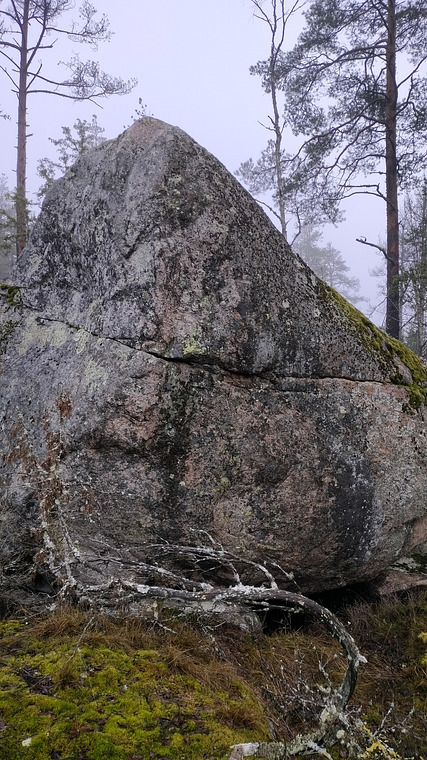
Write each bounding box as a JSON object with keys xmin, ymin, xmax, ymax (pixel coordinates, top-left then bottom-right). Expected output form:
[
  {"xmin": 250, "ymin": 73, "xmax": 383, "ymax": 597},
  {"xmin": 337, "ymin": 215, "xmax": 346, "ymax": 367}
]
[
  {"xmin": 0, "ymin": 283, "xmax": 21, "ymax": 310},
  {"xmin": 318, "ymin": 281, "xmax": 427, "ymax": 408}
]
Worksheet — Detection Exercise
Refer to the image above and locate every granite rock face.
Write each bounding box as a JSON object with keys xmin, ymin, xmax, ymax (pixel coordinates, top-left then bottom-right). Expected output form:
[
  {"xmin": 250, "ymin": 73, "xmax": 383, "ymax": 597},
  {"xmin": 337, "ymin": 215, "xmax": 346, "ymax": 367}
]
[{"xmin": 1, "ymin": 118, "xmax": 427, "ymax": 604}]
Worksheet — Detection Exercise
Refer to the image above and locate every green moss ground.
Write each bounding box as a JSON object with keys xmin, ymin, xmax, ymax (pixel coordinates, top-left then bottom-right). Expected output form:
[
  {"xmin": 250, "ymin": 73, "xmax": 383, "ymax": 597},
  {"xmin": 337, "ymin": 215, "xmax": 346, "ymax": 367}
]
[
  {"xmin": 2, "ymin": 592, "xmax": 427, "ymax": 759},
  {"xmin": 0, "ymin": 613, "xmax": 269, "ymax": 760}
]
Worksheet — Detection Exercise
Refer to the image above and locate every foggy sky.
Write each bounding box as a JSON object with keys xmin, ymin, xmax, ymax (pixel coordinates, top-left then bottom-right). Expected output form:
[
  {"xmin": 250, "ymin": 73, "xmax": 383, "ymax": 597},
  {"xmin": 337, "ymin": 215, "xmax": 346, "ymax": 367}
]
[{"xmin": 0, "ymin": 0, "xmax": 385, "ymax": 321}]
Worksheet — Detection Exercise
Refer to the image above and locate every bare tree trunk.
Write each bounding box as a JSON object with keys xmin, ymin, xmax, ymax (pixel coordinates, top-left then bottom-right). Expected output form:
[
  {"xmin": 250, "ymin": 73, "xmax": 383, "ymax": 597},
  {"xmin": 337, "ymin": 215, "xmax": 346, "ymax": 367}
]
[
  {"xmin": 252, "ymin": 0, "xmax": 289, "ymax": 240},
  {"xmin": 16, "ymin": 0, "xmax": 29, "ymax": 257},
  {"xmin": 385, "ymin": 0, "xmax": 399, "ymax": 338},
  {"xmin": 271, "ymin": 78, "xmax": 287, "ymax": 240},
  {"xmin": 269, "ymin": 1, "xmax": 287, "ymax": 240},
  {"xmin": 418, "ymin": 187, "xmax": 427, "ymax": 357}
]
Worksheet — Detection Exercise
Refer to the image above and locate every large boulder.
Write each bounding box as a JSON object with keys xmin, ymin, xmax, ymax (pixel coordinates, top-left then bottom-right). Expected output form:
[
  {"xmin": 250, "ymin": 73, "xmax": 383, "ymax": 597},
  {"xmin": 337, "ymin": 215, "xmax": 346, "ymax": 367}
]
[{"xmin": 1, "ymin": 118, "xmax": 427, "ymax": 605}]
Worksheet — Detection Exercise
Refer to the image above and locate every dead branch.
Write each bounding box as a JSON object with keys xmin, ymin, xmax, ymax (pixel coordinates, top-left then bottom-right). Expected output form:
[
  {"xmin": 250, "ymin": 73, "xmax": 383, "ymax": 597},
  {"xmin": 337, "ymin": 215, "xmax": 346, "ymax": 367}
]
[
  {"xmin": 356, "ymin": 236, "xmax": 391, "ymax": 262},
  {"xmin": 59, "ymin": 538, "xmax": 363, "ymax": 712},
  {"xmin": 37, "ymin": 512, "xmax": 365, "ymax": 757},
  {"xmin": 117, "ymin": 580, "xmax": 363, "ymax": 710}
]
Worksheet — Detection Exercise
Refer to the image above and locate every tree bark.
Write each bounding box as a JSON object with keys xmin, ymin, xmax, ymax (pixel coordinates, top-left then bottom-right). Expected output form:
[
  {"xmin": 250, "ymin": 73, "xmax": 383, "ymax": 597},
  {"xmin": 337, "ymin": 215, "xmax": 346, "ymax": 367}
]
[
  {"xmin": 272, "ymin": 85, "xmax": 287, "ymax": 239},
  {"xmin": 16, "ymin": 0, "xmax": 29, "ymax": 256},
  {"xmin": 385, "ymin": 0, "xmax": 400, "ymax": 338}
]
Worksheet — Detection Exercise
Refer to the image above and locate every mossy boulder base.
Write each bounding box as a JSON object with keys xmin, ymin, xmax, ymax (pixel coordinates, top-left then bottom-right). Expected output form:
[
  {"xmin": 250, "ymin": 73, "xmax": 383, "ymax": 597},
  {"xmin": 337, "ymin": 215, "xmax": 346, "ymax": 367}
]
[{"xmin": 1, "ymin": 118, "xmax": 427, "ymax": 602}]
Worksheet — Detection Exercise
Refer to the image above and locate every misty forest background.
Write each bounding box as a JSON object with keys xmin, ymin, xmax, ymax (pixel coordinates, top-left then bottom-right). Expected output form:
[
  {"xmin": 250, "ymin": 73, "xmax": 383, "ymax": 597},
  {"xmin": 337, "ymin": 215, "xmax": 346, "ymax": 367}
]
[{"xmin": 1, "ymin": 0, "xmax": 427, "ymax": 357}]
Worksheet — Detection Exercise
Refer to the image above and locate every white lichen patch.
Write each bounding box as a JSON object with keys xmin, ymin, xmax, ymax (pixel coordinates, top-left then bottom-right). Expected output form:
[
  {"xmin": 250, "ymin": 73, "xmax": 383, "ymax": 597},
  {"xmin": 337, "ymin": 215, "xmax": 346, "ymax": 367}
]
[
  {"xmin": 73, "ymin": 327, "xmax": 91, "ymax": 355},
  {"xmin": 17, "ymin": 315, "xmax": 69, "ymax": 356},
  {"xmin": 84, "ymin": 358, "xmax": 109, "ymax": 393}
]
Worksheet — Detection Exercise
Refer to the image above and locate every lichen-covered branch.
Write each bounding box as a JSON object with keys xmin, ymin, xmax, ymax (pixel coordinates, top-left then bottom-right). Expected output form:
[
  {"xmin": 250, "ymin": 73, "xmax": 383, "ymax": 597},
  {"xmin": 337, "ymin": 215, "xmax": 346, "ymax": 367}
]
[
  {"xmin": 55, "ymin": 539, "xmax": 364, "ymax": 716},
  {"xmin": 59, "ymin": 538, "xmax": 365, "ymax": 759}
]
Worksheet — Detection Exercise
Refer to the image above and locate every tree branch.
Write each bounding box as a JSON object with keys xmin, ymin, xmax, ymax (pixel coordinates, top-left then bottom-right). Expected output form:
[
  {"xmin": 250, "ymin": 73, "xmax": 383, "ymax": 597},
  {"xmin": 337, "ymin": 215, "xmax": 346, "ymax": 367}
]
[
  {"xmin": 356, "ymin": 235, "xmax": 390, "ymax": 261},
  {"xmin": 54, "ymin": 537, "xmax": 363, "ymax": 713}
]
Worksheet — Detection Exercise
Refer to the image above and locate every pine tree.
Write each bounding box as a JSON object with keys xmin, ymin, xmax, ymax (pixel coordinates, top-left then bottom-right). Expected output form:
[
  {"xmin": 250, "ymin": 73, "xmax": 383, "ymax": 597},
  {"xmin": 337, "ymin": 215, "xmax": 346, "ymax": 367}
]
[
  {"xmin": 400, "ymin": 181, "xmax": 427, "ymax": 359},
  {"xmin": 0, "ymin": 1, "xmax": 136, "ymax": 255},
  {"xmin": 294, "ymin": 223, "xmax": 366, "ymax": 307},
  {"xmin": 251, "ymin": 0, "xmax": 427, "ymax": 337},
  {"xmin": 236, "ymin": 0, "xmax": 310, "ymax": 242},
  {"xmin": 37, "ymin": 116, "xmax": 106, "ymax": 199}
]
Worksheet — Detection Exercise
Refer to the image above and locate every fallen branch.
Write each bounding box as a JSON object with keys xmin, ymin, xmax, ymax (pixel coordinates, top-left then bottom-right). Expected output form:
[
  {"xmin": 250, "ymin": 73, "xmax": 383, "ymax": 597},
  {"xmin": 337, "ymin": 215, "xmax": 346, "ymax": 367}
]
[
  {"xmin": 46, "ymin": 530, "xmax": 366, "ymax": 756},
  {"xmin": 116, "ymin": 580, "xmax": 363, "ymax": 710},
  {"xmin": 67, "ymin": 539, "xmax": 364, "ymax": 711}
]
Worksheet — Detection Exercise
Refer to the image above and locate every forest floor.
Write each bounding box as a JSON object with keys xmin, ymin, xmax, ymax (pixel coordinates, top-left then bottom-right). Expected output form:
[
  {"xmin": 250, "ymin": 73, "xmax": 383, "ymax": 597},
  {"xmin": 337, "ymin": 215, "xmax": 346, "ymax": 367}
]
[{"xmin": 1, "ymin": 589, "xmax": 427, "ymax": 759}]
